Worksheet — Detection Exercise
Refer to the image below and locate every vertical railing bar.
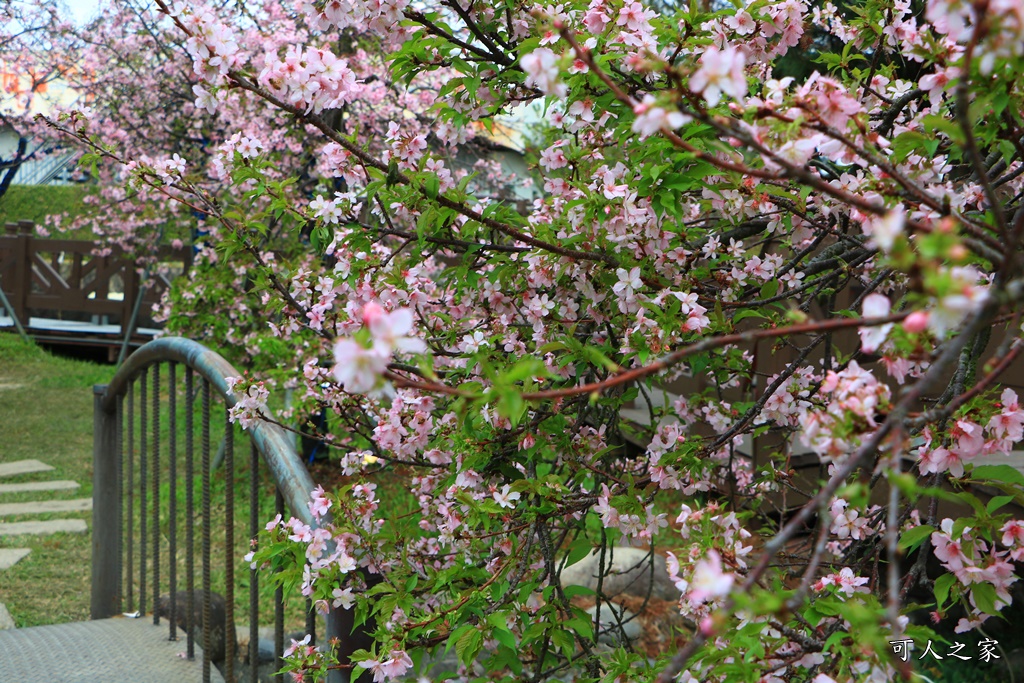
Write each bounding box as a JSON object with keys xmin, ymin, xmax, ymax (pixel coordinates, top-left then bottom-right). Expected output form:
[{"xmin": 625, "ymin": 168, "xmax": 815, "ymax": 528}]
[
  {"xmin": 139, "ymin": 366, "xmax": 148, "ymax": 618},
  {"xmin": 168, "ymin": 362, "xmax": 178, "ymax": 642},
  {"xmin": 126, "ymin": 382, "xmax": 135, "ymax": 614},
  {"xmin": 274, "ymin": 487, "xmax": 285, "ymax": 682},
  {"xmin": 115, "ymin": 394, "xmax": 124, "ymax": 613},
  {"xmin": 185, "ymin": 367, "xmax": 196, "ymax": 661},
  {"xmin": 92, "ymin": 382, "xmax": 121, "ymax": 619},
  {"xmin": 306, "ymin": 598, "xmax": 316, "ymax": 647},
  {"xmin": 202, "ymin": 378, "xmax": 212, "ymax": 683},
  {"xmin": 152, "ymin": 365, "xmax": 160, "ymax": 627},
  {"xmin": 249, "ymin": 441, "xmax": 259, "ymax": 683},
  {"xmin": 224, "ymin": 409, "xmax": 236, "ymax": 683}
]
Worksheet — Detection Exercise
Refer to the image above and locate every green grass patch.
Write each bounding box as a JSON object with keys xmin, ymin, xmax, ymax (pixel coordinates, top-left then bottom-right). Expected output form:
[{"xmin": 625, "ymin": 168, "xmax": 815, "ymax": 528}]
[
  {"xmin": 0, "ymin": 332, "xmax": 113, "ymax": 626},
  {"xmin": 0, "ymin": 333, "xmax": 310, "ymax": 636},
  {"xmin": 0, "ymin": 184, "xmax": 96, "ymax": 236}
]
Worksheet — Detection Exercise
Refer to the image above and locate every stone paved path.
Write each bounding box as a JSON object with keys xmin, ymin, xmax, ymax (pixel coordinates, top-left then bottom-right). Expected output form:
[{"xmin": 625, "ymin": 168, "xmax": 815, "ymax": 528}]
[
  {"xmin": 0, "ymin": 519, "xmax": 88, "ymax": 536},
  {"xmin": 0, "ymin": 498, "xmax": 92, "ymax": 516},
  {"xmin": 0, "ymin": 548, "xmax": 31, "ymax": 570},
  {"xmin": 0, "ymin": 459, "xmax": 88, "ymax": 630},
  {"xmin": 0, "ymin": 459, "xmax": 53, "ymax": 478},
  {"xmin": 0, "ymin": 480, "xmax": 79, "ymax": 494}
]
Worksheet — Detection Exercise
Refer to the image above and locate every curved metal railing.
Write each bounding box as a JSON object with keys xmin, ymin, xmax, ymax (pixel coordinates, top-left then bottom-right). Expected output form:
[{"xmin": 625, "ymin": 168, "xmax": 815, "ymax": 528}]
[{"xmin": 90, "ymin": 337, "xmax": 342, "ymax": 683}]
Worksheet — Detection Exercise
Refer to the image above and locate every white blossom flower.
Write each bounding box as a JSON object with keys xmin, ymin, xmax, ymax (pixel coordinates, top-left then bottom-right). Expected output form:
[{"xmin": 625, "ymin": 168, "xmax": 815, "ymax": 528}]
[{"xmin": 493, "ymin": 484, "xmax": 521, "ymax": 509}]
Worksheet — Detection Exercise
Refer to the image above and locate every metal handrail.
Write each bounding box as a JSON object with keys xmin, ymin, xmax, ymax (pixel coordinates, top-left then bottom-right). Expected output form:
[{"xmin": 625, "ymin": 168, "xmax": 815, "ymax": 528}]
[
  {"xmin": 12, "ymin": 151, "xmax": 76, "ymax": 186},
  {"xmin": 98, "ymin": 336, "xmax": 317, "ymax": 520},
  {"xmin": 92, "ymin": 337, "xmax": 347, "ymax": 683}
]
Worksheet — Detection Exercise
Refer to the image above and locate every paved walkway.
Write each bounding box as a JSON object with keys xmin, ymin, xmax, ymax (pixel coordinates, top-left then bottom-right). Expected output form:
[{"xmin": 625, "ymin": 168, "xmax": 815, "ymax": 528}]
[
  {"xmin": 0, "ymin": 458, "xmax": 88, "ymax": 630},
  {"xmin": 0, "ymin": 460, "xmax": 229, "ymax": 681},
  {"xmin": 0, "ymin": 617, "xmax": 225, "ymax": 682}
]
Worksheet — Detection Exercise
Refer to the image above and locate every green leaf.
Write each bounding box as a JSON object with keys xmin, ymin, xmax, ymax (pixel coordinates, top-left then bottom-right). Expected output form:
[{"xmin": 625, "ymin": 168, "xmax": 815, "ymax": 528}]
[
  {"xmin": 934, "ymin": 573, "xmax": 956, "ymax": 611},
  {"xmin": 689, "ymin": 352, "xmax": 711, "ymax": 376},
  {"xmin": 497, "ymin": 357, "xmax": 549, "ymax": 384},
  {"xmin": 424, "ymin": 174, "xmax": 440, "ymax": 200},
  {"xmin": 987, "ymin": 495, "xmax": 1016, "ymax": 514},
  {"xmin": 561, "ymin": 536, "xmax": 593, "ymax": 569},
  {"xmin": 386, "ymin": 159, "xmax": 401, "ymax": 187},
  {"xmin": 562, "ymin": 584, "xmax": 596, "ymax": 599},
  {"xmin": 487, "ymin": 611, "xmax": 512, "ymax": 633},
  {"xmin": 890, "ymin": 131, "xmax": 940, "ymax": 163},
  {"xmin": 563, "ymin": 616, "xmax": 594, "ymax": 641},
  {"xmin": 922, "ymin": 115, "xmax": 966, "ymax": 144},
  {"xmin": 500, "ymin": 644, "xmax": 523, "ymax": 675},
  {"xmin": 898, "ymin": 524, "xmax": 935, "ymax": 552},
  {"xmin": 455, "ymin": 627, "xmax": 483, "ymax": 665},
  {"xmin": 549, "ymin": 627, "xmax": 575, "ymax": 659},
  {"xmin": 445, "ymin": 623, "xmax": 474, "ymax": 654},
  {"xmin": 971, "ymin": 464, "xmax": 1024, "ymax": 487},
  {"xmin": 492, "ymin": 627, "xmax": 517, "ymax": 651},
  {"xmin": 580, "ymin": 345, "xmax": 621, "ymax": 372},
  {"xmin": 992, "ymin": 87, "xmax": 1010, "ymax": 117},
  {"xmin": 733, "ymin": 309, "xmax": 767, "ymax": 323},
  {"xmin": 815, "ymin": 598, "xmax": 843, "ymax": 617},
  {"xmin": 494, "ymin": 387, "xmax": 527, "ymax": 426},
  {"xmin": 538, "ymin": 341, "xmax": 568, "ymax": 353},
  {"xmin": 971, "ymin": 582, "xmax": 1001, "ymax": 617},
  {"xmin": 802, "ymin": 606, "xmax": 827, "ymax": 626}
]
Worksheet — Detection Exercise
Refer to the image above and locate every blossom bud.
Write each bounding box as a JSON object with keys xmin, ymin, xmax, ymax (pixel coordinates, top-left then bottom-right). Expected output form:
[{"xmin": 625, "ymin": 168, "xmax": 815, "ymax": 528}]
[
  {"xmin": 903, "ymin": 311, "xmax": 929, "ymax": 334},
  {"xmin": 362, "ymin": 301, "xmax": 386, "ymax": 325},
  {"xmin": 948, "ymin": 244, "xmax": 968, "ymax": 261}
]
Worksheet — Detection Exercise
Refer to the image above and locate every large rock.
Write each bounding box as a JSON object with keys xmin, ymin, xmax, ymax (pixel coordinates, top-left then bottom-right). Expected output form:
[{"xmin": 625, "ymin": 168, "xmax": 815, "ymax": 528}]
[{"xmin": 560, "ymin": 547, "xmax": 677, "ymax": 601}]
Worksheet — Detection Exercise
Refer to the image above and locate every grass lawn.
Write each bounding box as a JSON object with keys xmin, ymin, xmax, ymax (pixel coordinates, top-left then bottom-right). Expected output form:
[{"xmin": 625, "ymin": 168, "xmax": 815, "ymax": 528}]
[
  {"xmin": 0, "ymin": 333, "xmax": 310, "ymax": 636},
  {"xmin": 0, "ymin": 333, "xmax": 114, "ymax": 626},
  {"xmin": 0, "ymin": 185, "xmax": 96, "ymax": 237}
]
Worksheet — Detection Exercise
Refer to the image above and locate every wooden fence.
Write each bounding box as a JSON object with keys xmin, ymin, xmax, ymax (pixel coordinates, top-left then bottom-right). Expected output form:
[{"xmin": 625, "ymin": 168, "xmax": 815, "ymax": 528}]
[{"xmin": 0, "ymin": 220, "xmax": 192, "ymax": 338}]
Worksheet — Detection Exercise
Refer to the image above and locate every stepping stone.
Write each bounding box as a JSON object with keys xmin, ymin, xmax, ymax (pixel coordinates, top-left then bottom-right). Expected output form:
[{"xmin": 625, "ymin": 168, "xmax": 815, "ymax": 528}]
[
  {"xmin": 0, "ymin": 480, "xmax": 80, "ymax": 495},
  {"xmin": 0, "ymin": 548, "xmax": 30, "ymax": 570},
  {"xmin": 0, "ymin": 498, "xmax": 92, "ymax": 517},
  {"xmin": 0, "ymin": 519, "xmax": 87, "ymax": 536},
  {"xmin": 0, "ymin": 603, "xmax": 14, "ymax": 630},
  {"xmin": 0, "ymin": 460, "xmax": 54, "ymax": 478}
]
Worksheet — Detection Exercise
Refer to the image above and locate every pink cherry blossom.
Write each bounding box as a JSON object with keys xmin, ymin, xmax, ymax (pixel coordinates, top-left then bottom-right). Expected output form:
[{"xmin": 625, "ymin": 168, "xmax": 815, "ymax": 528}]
[
  {"xmin": 865, "ymin": 206, "xmax": 905, "ymax": 252},
  {"xmin": 688, "ymin": 550, "xmax": 734, "ymax": 604},
  {"xmin": 631, "ymin": 95, "xmax": 690, "ymax": 139},
  {"xmin": 689, "ymin": 45, "xmax": 747, "ymax": 107},
  {"xmin": 332, "ymin": 339, "xmax": 390, "ymax": 394},
  {"xmin": 522, "ymin": 47, "xmax": 567, "ymax": 98},
  {"xmin": 858, "ymin": 294, "xmax": 893, "ymax": 354},
  {"xmin": 308, "ymin": 485, "xmax": 332, "ymax": 520}
]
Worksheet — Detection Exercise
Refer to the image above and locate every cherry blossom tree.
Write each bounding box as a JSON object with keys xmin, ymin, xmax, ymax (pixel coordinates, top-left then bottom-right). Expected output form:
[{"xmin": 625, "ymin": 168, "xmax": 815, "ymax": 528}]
[
  {"xmin": 0, "ymin": 1, "xmax": 79, "ymax": 198},
  {"xmin": 41, "ymin": 0, "xmax": 1024, "ymax": 680},
  {"xmin": 36, "ymin": 0, "xmax": 520, "ymax": 379}
]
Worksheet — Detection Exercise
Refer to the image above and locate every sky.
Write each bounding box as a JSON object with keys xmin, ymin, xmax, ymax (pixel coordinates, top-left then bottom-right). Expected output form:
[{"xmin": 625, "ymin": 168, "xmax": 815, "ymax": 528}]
[{"xmin": 64, "ymin": 0, "xmax": 104, "ymax": 26}]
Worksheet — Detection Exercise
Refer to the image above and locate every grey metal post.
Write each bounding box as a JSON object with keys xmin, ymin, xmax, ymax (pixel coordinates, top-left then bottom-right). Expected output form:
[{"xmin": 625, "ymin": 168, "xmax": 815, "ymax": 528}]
[
  {"xmin": 325, "ymin": 607, "xmax": 348, "ymax": 683},
  {"xmin": 0, "ymin": 284, "xmax": 29, "ymax": 343},
  {"xmin": 326, "ymin": 567, "xmax": 381, "ymax": 683},
  {"xmin": 116, "ymin": 271, "xmax": 149, "ymax": 367},
  {"xmin": 91, "ymin": 384, "xmax": 122, "ymax": 619}
]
